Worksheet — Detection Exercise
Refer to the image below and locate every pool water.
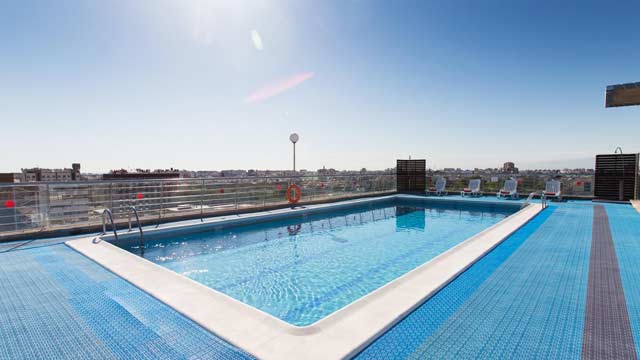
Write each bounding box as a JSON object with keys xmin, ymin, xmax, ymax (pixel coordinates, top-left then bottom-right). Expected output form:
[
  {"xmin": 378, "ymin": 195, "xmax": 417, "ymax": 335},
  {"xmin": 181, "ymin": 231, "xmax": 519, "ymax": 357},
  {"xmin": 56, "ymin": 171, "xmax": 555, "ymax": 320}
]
[{"xmin": 121, "ymin": 199, "xmax": 517, "ymax": 326}]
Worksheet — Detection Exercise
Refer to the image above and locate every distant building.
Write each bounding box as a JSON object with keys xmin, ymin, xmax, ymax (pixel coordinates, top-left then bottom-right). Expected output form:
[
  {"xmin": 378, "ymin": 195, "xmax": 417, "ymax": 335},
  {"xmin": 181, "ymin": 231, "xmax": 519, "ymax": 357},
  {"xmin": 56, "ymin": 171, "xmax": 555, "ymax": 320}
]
[
  {"xmin": 102, "ymin": 168, "xmax": 180, "ymax": 180},
  {"xmin": 503, "ymin": 162, "xmax": 518, "ymax": 174},
  {"xmin": 318, "ymin": 166, "xmax": 337, "ymax": 176},
  {"xmin": 20, "ymin": 163, "xmax": 81, "ymax": 182},
  {"xmin": 220, "ymin": 170, "xmax": 247, "ymax": 177},
  {"xmin": 0, "ymin": 173, "xmax": 22, "ymax": 183},
  {"xmin": 194, "ymin": 170, "xmax": 221, "ymax": 178},
  {"xmin": 179, "ymin": 170, "xmax": 195, "ymax": 178},
  {"xmin": 72, "ymin": 163, "xmax": 81, "ymax": 180}
]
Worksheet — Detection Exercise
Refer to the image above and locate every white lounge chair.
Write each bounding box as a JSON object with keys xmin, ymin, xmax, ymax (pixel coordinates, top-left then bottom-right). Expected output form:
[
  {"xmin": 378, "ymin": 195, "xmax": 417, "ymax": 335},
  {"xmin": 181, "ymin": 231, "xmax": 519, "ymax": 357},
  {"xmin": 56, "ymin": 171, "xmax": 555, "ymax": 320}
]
[
  {"xmin": 544, "ymin": 180, "xmax": 562, "ymax": 201},
  {"xmin": 428, "ymin": 178, "xmax": 447, "ymax": 196},
  {"xmin": 497, "ymin": 179, "xmax": 518, "ymax": 199},
  {"xmin": 461, "ymin": 179, "xmax": 482, "ymax": 197}
]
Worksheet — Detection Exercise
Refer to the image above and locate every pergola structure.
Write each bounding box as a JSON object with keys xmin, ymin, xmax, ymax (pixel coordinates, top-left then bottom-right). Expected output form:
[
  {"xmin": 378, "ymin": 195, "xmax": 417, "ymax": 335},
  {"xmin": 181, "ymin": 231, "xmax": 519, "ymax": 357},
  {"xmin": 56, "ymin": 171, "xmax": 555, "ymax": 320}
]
[{"xmin": 595, "ymin": 82, "xmax": 640, "ymax": 201}]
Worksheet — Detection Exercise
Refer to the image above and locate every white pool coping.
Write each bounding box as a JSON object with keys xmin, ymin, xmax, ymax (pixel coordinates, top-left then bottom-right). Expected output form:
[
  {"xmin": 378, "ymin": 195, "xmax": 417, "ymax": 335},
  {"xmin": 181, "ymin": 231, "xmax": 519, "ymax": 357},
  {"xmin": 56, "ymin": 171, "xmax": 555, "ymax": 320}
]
[{"xmin": 66, "ymin": 194, "xmax": 543, "ymax": 360}]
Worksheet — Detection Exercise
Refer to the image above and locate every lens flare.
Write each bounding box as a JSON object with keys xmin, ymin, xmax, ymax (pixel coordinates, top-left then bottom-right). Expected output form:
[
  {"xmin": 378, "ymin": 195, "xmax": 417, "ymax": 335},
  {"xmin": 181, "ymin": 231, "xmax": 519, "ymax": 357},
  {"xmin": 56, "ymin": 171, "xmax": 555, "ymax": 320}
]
[
  {"xmin": 244, "ymin": 72, "xmax": 315, "ymax": 103},
  {"xmin": 251, "ymin": 30, "xmax": 263, "ymax": 50}
]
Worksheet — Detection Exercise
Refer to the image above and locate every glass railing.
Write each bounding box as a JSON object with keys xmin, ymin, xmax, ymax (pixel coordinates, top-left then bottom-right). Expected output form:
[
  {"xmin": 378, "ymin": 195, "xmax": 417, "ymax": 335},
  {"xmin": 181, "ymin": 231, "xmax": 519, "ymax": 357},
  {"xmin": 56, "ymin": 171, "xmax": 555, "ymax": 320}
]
[
  {"xmin": 428, "ymin": 174, "xmax": 594, "ymax": 197},
  {"xmin": 0, "ymin": 172, "xmax": 595, "ymax": 239},
  {"xmin": 0, "ymin": 174, "xmax": 397, "ymax": 238}
]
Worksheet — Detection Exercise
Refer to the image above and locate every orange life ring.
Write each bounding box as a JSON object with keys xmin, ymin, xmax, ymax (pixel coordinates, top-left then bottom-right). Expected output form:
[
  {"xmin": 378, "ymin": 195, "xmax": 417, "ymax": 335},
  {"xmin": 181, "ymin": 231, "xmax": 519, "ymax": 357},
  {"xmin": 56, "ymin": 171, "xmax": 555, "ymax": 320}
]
[{"xmin": 286, "ymin": 184, "xmax": 302, "ymax": 204}]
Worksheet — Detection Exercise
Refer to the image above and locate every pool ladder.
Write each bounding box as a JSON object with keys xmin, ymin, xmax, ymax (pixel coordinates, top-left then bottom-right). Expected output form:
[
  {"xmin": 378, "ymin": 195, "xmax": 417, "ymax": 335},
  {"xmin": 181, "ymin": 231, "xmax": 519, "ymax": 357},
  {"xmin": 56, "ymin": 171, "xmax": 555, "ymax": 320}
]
[
  {"xmin": 101, "ymin": 209, "xmax": 118, "ymax": 241},
  {"xmin": 522, "ymin": 191, "xmax": 547, "ymax": 209},
  {"xmin": 101, "ymin": 207, "xmax": 145, "ymax": 254},
  {"xmin": 127, "ymin": 206, "xmax": 145, "ymax": 253}
]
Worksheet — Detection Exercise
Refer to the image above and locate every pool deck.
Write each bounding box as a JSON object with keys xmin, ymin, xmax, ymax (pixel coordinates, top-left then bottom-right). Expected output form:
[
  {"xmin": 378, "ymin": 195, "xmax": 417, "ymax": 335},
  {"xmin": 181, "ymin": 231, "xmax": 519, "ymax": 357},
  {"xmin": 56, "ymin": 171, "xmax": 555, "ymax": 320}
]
[
  {"xmin": 66, "ymin": 195, "xmax": 540, "ymax": 360},
  {"xmin": 1, "ymin": 196, "xmax": 640, "ymax": 359}
]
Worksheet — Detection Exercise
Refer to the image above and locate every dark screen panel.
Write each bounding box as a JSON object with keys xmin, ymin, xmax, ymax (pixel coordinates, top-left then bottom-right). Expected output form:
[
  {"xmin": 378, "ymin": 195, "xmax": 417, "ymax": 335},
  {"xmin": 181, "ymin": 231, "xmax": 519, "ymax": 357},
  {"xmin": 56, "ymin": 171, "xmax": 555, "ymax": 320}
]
[
  {"xmin": 605, "ymin": 82, "xmax": 640, "ymax": 108},
  {"xmin": 397, "ymin": 159, "xmax": 426, "ymax": 192}
]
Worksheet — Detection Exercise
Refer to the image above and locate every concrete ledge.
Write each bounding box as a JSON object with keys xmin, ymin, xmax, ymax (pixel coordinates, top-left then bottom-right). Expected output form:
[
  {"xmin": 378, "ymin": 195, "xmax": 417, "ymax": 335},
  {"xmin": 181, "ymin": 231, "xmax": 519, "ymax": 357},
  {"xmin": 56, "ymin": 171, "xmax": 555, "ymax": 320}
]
[{"xmin": 67, "ymin": 195, "xmax": 543, "ymax": 360}]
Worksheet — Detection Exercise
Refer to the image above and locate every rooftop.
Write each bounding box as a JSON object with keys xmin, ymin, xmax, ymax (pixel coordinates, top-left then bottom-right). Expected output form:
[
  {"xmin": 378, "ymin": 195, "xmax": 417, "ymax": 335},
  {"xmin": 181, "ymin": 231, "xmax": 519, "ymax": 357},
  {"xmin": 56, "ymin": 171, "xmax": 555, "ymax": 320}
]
[{"xmin": 1, "ymin": 196, "xmax": 639, "ymax": 359}]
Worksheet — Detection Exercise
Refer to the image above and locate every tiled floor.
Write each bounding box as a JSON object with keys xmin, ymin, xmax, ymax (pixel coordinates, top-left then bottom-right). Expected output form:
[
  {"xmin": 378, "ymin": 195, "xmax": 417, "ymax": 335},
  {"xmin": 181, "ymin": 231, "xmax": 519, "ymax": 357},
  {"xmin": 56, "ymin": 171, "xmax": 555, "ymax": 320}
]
[
  {"xmin": 0, "ymin": 238, "xmax": 253, "ymax": 360},
  {"xmin": 356, "ymin": 201, "xmax": 638, "ymax": 359},
  {"xmin": 1, "ymin": 200, "xmax": 638, "ymax": 359}
]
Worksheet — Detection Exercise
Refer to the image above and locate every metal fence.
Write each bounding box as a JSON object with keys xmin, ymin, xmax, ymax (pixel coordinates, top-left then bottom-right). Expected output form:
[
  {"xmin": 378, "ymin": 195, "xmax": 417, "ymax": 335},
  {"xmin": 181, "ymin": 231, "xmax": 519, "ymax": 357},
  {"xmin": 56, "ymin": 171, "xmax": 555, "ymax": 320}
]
[
  {"xmin": 0, "ymin": 174, "xmax": 397, "ymax": 237},
  {"xmin": 0, "ymin": 172, "xmax": 595, "ymax": 239}
]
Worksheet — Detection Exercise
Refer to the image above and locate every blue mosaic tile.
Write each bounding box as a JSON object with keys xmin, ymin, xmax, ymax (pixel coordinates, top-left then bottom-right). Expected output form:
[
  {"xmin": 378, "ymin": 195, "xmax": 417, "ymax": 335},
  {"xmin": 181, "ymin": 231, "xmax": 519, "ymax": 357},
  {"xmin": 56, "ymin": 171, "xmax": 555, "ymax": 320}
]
[
  {"xmin": 0, "ymin": 243, "xmax": 253, "ymax": 360},
  {"xmin": 605, "ymin": 203, "xmax": 640, "ymax": 358},
  {"xmin": 357, "ymin": 203, "xmax": 593, "ymax": 359}
]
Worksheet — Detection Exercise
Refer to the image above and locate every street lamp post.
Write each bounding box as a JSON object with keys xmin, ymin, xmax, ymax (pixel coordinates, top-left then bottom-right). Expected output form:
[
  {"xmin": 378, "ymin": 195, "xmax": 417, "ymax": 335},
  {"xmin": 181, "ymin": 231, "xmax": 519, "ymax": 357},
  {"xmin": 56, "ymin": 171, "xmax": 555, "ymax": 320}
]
[{"xmin": 289, "ymin": 133, "xmax": 299, "ymax": 175}]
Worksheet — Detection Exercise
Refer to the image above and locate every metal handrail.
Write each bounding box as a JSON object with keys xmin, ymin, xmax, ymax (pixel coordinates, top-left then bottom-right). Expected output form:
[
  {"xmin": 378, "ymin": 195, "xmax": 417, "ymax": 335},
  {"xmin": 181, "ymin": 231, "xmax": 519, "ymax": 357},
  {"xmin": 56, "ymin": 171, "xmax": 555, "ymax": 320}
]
[
  {"xmin": 522, "ymin": 192, "xmax": 536, "ymax": 207},
  {"xmin": 127, "ymin": 206, "xmax": 145, "ymax": 254},
  {"xmin": 522, "ymin": 191, "xmax": 547, "ymax": 209},
  {"xmin": 101, "ymin": 209, "xmax": 118, "ymax": 241}
]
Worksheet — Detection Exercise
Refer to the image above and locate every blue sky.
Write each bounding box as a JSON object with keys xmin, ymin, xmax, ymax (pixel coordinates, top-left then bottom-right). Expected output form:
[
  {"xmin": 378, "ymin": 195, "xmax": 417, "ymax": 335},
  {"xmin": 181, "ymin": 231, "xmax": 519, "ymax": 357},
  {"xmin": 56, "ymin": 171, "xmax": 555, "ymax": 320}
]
[{"xmin": 1, "ymin": 0, "xmax": 639, "ymax": 172}]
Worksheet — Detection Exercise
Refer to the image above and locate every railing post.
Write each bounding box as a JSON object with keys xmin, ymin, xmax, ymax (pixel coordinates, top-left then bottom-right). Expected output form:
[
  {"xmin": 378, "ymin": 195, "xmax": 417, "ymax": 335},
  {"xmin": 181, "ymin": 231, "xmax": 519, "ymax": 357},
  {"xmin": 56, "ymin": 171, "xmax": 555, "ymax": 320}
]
[
  {"xmin": 200, "ymin": 179, "xmax": 205, "ymax": 222},
  {"xmin": 43, "ymin": 183, "xmax": 50, "ymax": 229},
  {"xmin": 109, "ymin": 182, "xmax": 114, "ymax": 212},
  {"xmin": 262, "ymin": 180, "xmax": 267, "ymax": 208},
  {"xmin": 12, "ymin": 187, "xmax": 17, "ymax": 231},
  {"xmin": 159, "ymin": 181, "xmax": 164, "ymax": 222},
  {"xmin": 310, "ymin": 179, "xmax": 315, "ymax": 202},
  {"xmin": 235, "ymin": 183, "xmax": 239, "ymax": 210}
]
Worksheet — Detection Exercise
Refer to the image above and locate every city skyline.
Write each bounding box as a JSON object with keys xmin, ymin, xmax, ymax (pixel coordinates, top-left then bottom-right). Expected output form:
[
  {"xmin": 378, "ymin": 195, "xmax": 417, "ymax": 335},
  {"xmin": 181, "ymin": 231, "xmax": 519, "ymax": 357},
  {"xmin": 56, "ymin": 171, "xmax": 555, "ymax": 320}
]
[
  {"xmin": 0, "ymin": 153, "xmax": 599, "ymax": 173},
  {"xmin": 2, "ymin": 1, "xmax": 639, "ymax": 173},
  {"xmin": 4, "ymin": 161, "xmax": 596, "ymax": 176},
  {"xmin": 0, "ymin": 154, "xmax": 600, "ymax": 174}
]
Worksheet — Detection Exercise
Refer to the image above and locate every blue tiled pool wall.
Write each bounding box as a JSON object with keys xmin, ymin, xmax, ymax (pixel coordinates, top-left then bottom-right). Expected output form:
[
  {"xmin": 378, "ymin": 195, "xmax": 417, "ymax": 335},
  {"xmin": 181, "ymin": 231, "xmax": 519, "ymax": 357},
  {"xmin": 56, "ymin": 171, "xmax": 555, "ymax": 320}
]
[
  {"xmin": 399, "ymin": 196, "xmax": 522, "ymax": 214},
  {"xmin": 116, "ymin": 197, "xmax": 519, "ymax": 259},
  {"xmin": 118, "ymin": 197, "xmax": 519, "ymax": 250}
]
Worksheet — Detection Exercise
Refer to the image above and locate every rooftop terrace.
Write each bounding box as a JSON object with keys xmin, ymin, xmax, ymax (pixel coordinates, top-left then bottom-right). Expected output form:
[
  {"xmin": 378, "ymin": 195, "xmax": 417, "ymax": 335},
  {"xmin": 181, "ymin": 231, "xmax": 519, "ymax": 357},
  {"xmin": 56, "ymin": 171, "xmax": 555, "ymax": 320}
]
[{"xmin": 1, "ymin": 196, "xmax": 639, "ymax": 359}]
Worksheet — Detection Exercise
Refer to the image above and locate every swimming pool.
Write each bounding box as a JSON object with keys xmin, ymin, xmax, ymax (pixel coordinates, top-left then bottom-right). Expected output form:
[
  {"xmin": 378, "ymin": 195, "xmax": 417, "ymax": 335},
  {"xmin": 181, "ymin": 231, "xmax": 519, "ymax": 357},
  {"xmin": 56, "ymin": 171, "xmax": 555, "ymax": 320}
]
[{"xmin": 117, "ymin": 198, "xmax": 519, "ymax": 326}]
